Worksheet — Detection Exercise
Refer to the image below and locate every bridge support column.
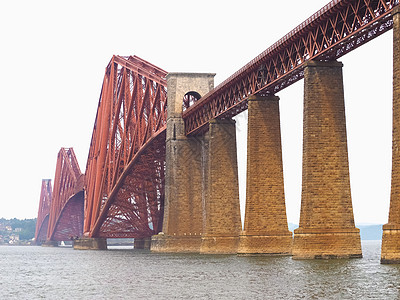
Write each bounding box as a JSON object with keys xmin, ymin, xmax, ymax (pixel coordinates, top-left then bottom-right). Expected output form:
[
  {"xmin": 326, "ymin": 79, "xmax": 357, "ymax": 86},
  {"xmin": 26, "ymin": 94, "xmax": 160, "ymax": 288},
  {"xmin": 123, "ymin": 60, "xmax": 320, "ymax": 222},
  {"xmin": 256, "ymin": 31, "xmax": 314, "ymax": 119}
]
[
  {"xmin": 134, "ymin": 237, "xmax": 151, "ymax": 249},
  {"xmin": 238, "ymin": 95, "xmax": 292, "ymax": 255},
  {"xmin": 73, "ymin": 237, "xmax": 107, "ymax": 250},
  {"xmin": 200, "ymin": 119, "xmax": 242, "ymax": 254},
  {"xmin": 151, "ymin": 73, "xmax": 215, "ymax": 253},
  {"xmin": 382, "ymin": 7, "xmax": 400, "ymax": 264},
  {"xmin": 292, "ymin": 60, "xmax": 361, "ymax": 259}
]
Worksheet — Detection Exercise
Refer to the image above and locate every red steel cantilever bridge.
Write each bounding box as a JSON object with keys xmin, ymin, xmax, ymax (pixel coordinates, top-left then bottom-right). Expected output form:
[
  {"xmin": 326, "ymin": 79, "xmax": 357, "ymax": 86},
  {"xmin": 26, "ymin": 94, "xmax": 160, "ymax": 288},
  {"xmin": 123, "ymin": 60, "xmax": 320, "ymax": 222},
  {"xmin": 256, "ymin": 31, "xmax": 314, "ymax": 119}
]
[
  {"xmin": 35, "ymin": 0, "xmax": 398, "ymax": 243},
  {"xmin": 35, "ymin": 148, "xmax": 85, "ymax": 244}
]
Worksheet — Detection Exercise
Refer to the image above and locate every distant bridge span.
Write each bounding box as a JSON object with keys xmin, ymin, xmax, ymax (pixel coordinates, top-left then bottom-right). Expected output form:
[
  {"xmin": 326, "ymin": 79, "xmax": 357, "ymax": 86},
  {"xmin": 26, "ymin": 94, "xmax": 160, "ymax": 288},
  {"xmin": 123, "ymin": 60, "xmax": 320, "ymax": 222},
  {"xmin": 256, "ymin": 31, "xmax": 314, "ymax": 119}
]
[
  {"xmin": 47, "ymin": 148, "xmax": 85, "ymax": 242},
  {"xmin": 34, "ymin": 179, "xmax": 52, "ymax": 244}
]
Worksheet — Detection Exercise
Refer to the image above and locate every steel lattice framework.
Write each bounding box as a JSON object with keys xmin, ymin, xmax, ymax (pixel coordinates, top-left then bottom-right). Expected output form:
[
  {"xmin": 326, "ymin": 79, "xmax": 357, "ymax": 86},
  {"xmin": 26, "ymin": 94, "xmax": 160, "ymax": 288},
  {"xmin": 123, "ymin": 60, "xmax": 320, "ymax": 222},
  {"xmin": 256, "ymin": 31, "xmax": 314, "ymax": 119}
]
[
  {"xmin": 34, "ymin": 179, "xmax": 52, "ymax": 244},
  {"xmin": 183, "ymin": 0, "xmax": 399, "ymax": 135},
  {"xmin": 47, "ymin": 148, "xmax": 85, "ymax": 241},
  {"xmin": 84, "ymin": 55, "xmax": 167, "ymax": 239}
]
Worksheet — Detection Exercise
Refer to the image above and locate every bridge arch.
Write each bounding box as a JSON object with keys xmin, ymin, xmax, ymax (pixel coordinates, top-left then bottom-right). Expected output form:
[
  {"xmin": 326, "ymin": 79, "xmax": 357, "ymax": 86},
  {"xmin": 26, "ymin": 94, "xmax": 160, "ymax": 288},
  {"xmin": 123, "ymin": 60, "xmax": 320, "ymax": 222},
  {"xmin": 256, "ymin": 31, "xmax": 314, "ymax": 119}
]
[
  {"xmin": 34, "ymin": 179, "xmax": 52, "ymax": 245},
  {"xmin": 183, "ymin": 91, "xmax": 201, "ymax": 111},
  {"xmin": 35, "ymin": 214, "xmax": 49, "ymax": 245},
  {"xmin": 50, "ymin": 191, "xmax": 84, "ymax": 241},
  {"xmin": 46, "ymin": 148, "xmax": 84, "ymax": 243}
]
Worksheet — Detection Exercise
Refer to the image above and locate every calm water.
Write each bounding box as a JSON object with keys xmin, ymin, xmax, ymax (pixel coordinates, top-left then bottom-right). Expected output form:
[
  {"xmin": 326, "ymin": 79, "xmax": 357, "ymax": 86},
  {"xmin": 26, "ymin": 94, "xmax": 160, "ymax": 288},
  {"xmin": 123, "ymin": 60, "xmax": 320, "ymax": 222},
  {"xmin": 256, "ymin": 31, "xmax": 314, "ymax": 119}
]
[{"xmin": 0, "ymin": 241, "xmax": 399, "ymax": 299}]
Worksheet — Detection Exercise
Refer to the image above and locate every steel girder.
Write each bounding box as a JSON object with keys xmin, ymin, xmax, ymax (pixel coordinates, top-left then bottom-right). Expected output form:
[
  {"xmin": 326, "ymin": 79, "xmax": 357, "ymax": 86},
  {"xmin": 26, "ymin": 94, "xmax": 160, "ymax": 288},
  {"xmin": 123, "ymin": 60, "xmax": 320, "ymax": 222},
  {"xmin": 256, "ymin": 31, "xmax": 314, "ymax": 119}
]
[
  {"xmin": 84, "ymin": 55, "xmax": 167, "ymax": 239},
  {"xmin": 34, "ymin": 179, "xmax": 52, "ymax": 244},
  {"xmin": 183, "ymin": 0, "xmax": 398, "ymax": 135},
  {"xmin": 47, "ymin": 148, "xmax": 85, "ymax": 241}
]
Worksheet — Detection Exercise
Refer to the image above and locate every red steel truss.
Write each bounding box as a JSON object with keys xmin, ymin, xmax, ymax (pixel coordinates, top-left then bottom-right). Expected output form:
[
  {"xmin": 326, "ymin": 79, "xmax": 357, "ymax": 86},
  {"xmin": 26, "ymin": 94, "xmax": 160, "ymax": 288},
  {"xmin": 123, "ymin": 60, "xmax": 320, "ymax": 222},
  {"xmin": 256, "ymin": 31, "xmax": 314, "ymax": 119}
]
[
  {"xmin": 183, "ymin": 0, "xmax": 398, "ymax": 135},
  {"xmin": 84, "ymin": 55, "xmax": 167, "ymax": 239},
  {"xmin": 34, "ymin": 179, "xmax": 52, "ymax": 244},
  {"xmin": 47, "ymin": 148, "xmax": 85, "ymax": 241}
]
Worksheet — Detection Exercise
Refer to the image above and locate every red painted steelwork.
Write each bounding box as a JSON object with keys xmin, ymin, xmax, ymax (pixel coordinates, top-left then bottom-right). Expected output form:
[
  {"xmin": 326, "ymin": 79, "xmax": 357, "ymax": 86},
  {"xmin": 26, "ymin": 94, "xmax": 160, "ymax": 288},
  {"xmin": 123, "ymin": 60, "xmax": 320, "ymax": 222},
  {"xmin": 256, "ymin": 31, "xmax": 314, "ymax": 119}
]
[
  {"xmin": 84, "ymin": 55, "xmax": 167, "ymax": 239},
  {"xmin": 183, "ymin": 0, "xmax": 398, "ymax": 135},
  {"xmin": 47, "ymin": 148, "xmax": 85, "ymax": 241},
  {"xmin": 34, "ymin": 179, "xmax": 52, "ymax": 244}
]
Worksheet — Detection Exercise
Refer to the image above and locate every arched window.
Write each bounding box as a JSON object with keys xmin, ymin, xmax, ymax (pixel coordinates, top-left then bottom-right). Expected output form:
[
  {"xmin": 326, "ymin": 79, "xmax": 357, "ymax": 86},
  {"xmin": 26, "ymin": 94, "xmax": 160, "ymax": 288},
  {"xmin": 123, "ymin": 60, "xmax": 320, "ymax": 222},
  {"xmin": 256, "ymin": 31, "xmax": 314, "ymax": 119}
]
[{"xmin": 182, "ymin": 91, "xmax": 201, "ymax": 112}]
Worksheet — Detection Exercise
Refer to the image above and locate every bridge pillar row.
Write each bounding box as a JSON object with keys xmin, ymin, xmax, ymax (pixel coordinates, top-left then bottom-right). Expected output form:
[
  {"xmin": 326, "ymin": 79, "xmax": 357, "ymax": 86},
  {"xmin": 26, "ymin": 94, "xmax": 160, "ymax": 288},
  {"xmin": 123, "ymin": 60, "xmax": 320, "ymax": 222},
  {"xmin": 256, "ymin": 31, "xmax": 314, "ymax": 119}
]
[
  {"xmin": 151, "ymin": 73, "xmax": 215, "ymax": 253},
  {"xmin": 292, "ymin": 60, "xmax": 362, "ymax": 259},
  {"xmin": 238, "ymin": 95, "xmax": 292, "ymax": 255},
  {"xmin": 382, "ymin": 6, "xmax": 400, "ymax": 264}
]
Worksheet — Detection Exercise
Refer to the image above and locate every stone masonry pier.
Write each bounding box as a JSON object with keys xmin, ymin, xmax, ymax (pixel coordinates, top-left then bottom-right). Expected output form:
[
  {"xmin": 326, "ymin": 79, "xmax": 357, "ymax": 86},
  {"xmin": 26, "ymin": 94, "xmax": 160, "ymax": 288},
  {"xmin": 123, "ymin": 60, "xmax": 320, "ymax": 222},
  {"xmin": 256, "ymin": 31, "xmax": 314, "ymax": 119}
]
[
  {"xmin": 381, "ymin": 6, "xmax": 400, "ymax": 264},
  {"xmin": 292, "ymin": 60, "xmax": 362, "ymax": 259},
  {"xmin": 238, "ymin": 95, "xmax": 292, "ymax": 255},
  {"xmin": 151, "ymin": 73, "xmax": 215, "ymax": 253}
]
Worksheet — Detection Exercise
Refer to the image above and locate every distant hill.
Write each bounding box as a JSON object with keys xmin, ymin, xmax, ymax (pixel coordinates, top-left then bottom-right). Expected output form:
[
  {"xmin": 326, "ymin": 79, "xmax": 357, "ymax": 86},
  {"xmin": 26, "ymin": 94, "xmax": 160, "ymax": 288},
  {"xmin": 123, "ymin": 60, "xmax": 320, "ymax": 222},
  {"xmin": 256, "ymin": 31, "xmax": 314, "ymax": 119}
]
[{"xmin": 287, "ymin": 223, "xmax": 383, "ymax": 240}]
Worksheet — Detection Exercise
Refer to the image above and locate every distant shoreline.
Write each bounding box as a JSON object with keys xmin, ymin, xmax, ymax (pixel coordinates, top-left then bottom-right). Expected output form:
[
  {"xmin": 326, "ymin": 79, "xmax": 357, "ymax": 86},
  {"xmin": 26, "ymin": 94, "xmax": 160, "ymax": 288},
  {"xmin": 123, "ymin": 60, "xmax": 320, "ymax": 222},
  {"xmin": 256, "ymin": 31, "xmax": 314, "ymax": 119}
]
[{"xmin": 288, "ymin": 223, "xmax": 383, "ymax": 240}]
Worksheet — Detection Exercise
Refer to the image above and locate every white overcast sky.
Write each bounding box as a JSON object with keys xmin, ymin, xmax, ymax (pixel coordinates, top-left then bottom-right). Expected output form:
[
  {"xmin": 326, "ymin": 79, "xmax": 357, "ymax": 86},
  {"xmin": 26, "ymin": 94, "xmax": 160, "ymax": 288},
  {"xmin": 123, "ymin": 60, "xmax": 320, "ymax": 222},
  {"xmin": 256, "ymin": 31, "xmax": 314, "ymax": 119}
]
[{"xmin": 0, "ymin": 0, "xmax": 393, "ymax": 225}]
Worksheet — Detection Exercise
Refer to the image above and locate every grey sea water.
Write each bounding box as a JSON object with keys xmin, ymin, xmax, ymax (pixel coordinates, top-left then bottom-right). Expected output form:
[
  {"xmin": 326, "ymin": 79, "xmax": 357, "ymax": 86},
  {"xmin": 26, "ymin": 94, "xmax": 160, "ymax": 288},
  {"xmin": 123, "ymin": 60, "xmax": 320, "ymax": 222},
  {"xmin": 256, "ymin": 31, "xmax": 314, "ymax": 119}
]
[{"xmin": 0, "ymin": 240, "xmax": 399, "ymax": 299}]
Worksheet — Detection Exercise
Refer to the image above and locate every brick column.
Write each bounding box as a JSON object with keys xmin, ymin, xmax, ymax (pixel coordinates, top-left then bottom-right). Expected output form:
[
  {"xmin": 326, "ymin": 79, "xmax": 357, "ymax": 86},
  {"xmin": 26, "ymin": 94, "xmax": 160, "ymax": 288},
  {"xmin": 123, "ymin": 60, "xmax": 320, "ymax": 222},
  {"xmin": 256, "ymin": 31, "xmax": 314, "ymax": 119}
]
[
  {"xmin": 292, "ymin": 60, "xmax": 362, "ymax": 259},
  {"xmin": 382, "ymin": 7, "xmax": 400, "ymax": 264},
  {"xmin": 200, "ymin": 119, "xmax": 242, "ymax": 254},
  {"xmin": 238, "ymin": 95, "xmax": 292, "ymax": 255},
  {"xmin": 151, "ymin": 73, "xmax": 215, "ymax": 253}
]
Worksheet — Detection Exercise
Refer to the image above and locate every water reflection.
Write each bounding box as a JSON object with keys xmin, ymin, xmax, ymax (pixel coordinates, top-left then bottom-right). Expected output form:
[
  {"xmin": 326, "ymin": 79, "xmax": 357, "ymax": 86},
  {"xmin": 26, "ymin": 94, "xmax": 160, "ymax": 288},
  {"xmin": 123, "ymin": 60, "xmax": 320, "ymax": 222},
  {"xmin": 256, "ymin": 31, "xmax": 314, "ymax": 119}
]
[{"xmin": 1, "ymin": 241, "xmax": 400, "ymax": 299}]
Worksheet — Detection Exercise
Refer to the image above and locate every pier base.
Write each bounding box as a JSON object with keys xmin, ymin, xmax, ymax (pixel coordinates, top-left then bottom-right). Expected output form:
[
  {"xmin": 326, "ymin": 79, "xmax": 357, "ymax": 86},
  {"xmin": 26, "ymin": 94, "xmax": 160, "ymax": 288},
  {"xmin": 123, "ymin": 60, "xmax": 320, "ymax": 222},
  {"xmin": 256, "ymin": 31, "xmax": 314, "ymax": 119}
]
[
  {"xmin": 73, "ymin": 238, "xmax": 107, "ymax": 250},
  {"xmin": 151, "ymin": 233, "xmax": 202, "ymax": 253},
  {"xmin": 381, "ymin": 7, "xmax": 400, "ymax": 264},
  {"xmin": 238, "ymin": 232, "xmax": 292, "ymax": 256},
  {"xmin": 381, "ymin": 225, "xmax": 400, "ymax": 264},
  {"xmin": 134, "ymin": 237, "xmax": 151, "ymax": 249},
  {"xmin": 292, "ymin": 228, "xmax": 362, "ymax": 259},
  {"xmin": 200, "ymin": 235, "xmax": 239, "ymax": 254}
]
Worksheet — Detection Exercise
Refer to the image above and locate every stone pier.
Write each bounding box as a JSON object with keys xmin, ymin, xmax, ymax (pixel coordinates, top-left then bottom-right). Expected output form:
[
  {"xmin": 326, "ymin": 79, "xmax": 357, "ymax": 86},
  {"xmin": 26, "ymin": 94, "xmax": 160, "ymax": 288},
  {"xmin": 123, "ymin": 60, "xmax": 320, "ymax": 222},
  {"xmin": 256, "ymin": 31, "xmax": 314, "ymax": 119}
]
[
  {"xmin": 381, "ymin": 7, "xmax": 400, "ymax": 264},
  {"xmin": 200, "ymin": 119, "xmax": 242, "ymax": 254},
  {"xmin": 133, "ymin": 237, "xmax": 151, "ymax": 249},
  {"xmin": 151, "ymin": 73, "xmax": 215, "ymax": 253},
  {"xmin": 73, "ymin": 237, "xmax": 107, "ymax": 250},
  {"xmin": 292, "ymin": 60, "xmax": 362, "ymax": 259},
  {"xmin": 238, "ymin": 95, "xmax": 292, "ymax": 255}
]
